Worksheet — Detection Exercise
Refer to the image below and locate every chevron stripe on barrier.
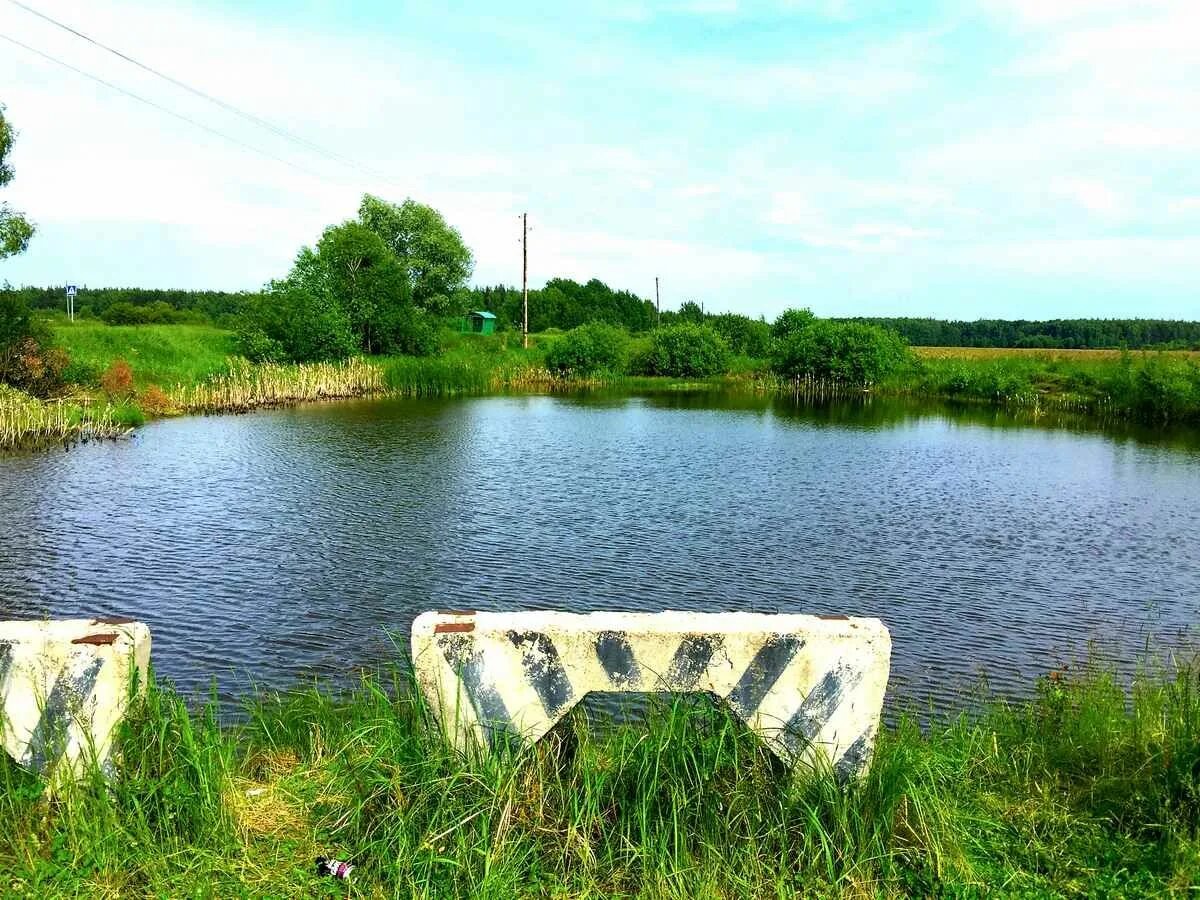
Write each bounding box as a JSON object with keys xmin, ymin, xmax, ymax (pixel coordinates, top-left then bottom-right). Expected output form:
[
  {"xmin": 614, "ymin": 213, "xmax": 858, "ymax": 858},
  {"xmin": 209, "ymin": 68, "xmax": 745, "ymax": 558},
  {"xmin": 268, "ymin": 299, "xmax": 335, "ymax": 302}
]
[
  {"xmin": 412, "ymin": 610, "xmax": 891, "ymax": 778},
  {"xmin": 0, "ymin": 618, "xmax": 151, "ymax": 782}
]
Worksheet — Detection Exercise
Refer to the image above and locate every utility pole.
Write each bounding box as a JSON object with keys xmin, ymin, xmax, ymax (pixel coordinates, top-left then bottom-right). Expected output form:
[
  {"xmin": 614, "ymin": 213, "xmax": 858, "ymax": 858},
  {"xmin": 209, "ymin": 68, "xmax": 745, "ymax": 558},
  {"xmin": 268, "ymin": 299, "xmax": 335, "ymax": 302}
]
[
  {"xmin": 522, "ymin": 212, "xmax": 529, "ymax": 349},
  {"xmin": 655, "ymin": 276, "xmax": 660, "ymax": 327}
]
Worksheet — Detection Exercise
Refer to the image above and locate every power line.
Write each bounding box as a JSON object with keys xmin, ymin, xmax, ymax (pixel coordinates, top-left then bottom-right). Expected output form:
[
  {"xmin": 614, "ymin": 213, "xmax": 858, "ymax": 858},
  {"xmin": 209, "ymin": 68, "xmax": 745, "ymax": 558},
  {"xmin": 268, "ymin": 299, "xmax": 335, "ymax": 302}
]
[
  {"xmin": 0, "ymin": 31, "xmax": 334, "ymax": 182},
  {"xmin": 5, "ymin": 0, "xmax": 399, "ymax": 185}
]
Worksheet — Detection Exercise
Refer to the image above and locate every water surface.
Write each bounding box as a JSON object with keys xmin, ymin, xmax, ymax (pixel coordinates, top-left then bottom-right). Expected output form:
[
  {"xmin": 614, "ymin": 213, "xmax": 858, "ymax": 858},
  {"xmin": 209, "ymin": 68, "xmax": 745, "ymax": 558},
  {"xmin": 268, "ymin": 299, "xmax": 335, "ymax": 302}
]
[{"xmin": 2, "ymin": 392, "xmax": 1198, "ymax": 713}]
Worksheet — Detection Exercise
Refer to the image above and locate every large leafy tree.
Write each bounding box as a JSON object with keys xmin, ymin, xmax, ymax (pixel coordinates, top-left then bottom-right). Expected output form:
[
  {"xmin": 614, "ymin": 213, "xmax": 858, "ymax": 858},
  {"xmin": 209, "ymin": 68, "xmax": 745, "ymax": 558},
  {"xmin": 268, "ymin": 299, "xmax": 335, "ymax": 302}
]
[
  {"xmin": 1, "ymin": 105, "xmax": 35, "ymax": 258},
  {"xmin": 357, "ymin": 194, "xmax": 473, "ymax": 315},
  {"xmin": 314, "ymin": 221, "xmax": 411, "ymax": 354}
]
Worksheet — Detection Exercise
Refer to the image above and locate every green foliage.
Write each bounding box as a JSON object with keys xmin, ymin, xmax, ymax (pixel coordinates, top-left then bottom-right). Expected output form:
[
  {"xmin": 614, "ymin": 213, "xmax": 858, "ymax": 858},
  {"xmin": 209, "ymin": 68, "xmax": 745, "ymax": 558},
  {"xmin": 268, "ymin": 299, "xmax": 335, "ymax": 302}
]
[
  {"xmin": 676, "ymin": 299, "xmax": 706, "ymax": 324},
  {"xmin": 358, "ymin": 194, "xmax": 473, "ymax": 314},
  {"xmin": 771, "ymin": 307, "xmax": 816, "ymax": 341},
  {"xmin": 240, "ymin": 279, "xmax": 357, "ymax": 364},
  {"xmin": 314, "ymin": 222, "xmax": 411, "ymax": 355},
  {"xmin": 2, "ymin": 285, "xmax": 260, "ymax": 324},
  {"xmin": 101, "ymin": 301, "xmax": 210, "ymax": 326},
  {"xmin": 0, "ymin": 294, "xmax": 67, "ymax": 395},
  {"xmin": 771, "ymin": 312, "xmax": 912, "ymax": 385},
  {"xmin": 0, "ymin": 104, "xmax": 34, "ymax": 258},
  {"xmin": 633, "ymin": 323, "xmax": 730, "ymax": 377},
  {"xmin": 374, "ymin": 303, "xmax": 437, "ymax": 357},
  {"xmin": 469, "ymin": 278, "xmax": 657, "ymax": 333},
  {"xmin": 837, "ymin": 315, "xmax": 1200, "ymax": 350},
  {"xmin": 710, "ymin": 312, "xmax": 771, "ymax": 357},
  {"xmin": 907, "ymin": 351, "xmax": 1200, "ymax": 424},
  {"xmin": 543, "ymin": 322, "xmax": 630, "ymax": 376}
]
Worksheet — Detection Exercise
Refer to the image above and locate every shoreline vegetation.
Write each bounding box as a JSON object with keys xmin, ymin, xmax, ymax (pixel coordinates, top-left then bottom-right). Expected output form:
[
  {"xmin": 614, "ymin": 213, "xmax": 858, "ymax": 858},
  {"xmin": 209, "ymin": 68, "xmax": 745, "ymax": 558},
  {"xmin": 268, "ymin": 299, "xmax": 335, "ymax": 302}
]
[
  {"xmin": 3, "ymin": 190, "xmax": 1198, "ymax": 450},
  {"xmin": 1, "ymin": 657, "xmax": 1197, "ymax": 896},
  {"xmin": 3, "ymin": 322, "xmax": 1200, "ymax": 451}
]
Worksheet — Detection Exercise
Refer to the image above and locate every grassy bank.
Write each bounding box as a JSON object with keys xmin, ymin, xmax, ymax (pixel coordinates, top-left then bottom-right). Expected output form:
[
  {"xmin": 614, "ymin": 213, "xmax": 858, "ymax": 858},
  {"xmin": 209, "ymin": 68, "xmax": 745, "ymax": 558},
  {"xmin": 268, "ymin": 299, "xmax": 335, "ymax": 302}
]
[
  {"xmin": 891, "ymin": 347, "xmax": 1200, "ymax": 423},
  {"xmin": 3, "ymin": 322, "xmax": 1199, "ymax": 451},
  {"xmin": 53, "ymin": 322, "xmax": 238, "ymax": 388},
  {"xmin": 2, "ymin": 660, "xmax": 1198, "ymax": 897}
]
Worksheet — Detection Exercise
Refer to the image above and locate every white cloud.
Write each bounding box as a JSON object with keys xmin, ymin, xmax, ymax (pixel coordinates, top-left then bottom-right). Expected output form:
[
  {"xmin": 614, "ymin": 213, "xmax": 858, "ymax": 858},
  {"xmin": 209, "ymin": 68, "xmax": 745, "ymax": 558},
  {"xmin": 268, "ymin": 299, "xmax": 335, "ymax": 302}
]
[{"xmin": 1049, "ymin": 178, "xmax": 1124, "ymax": 217}]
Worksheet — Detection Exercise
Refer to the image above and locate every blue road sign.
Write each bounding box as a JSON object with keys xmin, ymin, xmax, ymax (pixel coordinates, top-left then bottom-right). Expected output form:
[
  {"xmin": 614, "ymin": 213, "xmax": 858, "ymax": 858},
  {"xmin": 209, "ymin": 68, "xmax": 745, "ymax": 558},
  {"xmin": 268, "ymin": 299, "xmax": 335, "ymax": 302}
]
[{"xmin": 66, "ymin": 284, "xmax": 77, "ymax": 297}]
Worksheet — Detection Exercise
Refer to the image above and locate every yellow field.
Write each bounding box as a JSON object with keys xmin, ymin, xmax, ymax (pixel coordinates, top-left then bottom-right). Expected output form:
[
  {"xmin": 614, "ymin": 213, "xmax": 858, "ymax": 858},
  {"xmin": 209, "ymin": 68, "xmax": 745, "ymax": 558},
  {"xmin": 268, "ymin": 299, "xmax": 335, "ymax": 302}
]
[{"xmin": 914, "ymin": 346, "xmax": 1200, "ymax": 362}]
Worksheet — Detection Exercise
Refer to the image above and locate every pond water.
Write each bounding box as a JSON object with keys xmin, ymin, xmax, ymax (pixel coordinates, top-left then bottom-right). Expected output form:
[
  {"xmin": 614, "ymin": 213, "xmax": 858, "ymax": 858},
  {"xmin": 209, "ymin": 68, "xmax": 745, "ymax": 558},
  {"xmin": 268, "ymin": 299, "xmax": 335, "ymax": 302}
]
[{"xmin": 2, "ymin": 391, "xmax": 1199, "ymax": 714}]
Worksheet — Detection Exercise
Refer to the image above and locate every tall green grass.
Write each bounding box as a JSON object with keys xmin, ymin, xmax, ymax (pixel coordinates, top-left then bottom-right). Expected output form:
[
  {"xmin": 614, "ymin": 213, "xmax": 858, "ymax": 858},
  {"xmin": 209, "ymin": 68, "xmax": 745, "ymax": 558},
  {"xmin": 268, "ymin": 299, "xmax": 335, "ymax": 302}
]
[
  {"xmin": 886, "ymin": 352, "xmax": 1200, "ymax": 424},
  {"xmin": 53, "ymin": 322, "xmax": 238, "ymax": 388},
  {"xmin": 2, "ymin": 659, "xmax": 1198, "ymax": 896}
]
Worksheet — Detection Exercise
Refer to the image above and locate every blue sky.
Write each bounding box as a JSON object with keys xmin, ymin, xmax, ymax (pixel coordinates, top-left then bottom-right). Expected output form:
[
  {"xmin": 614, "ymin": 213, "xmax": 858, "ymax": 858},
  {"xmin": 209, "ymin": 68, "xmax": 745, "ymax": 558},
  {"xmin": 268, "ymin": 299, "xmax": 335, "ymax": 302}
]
[{"xmin": 1, "ymin": 0, "xmax": 1197, "ymax": 320}]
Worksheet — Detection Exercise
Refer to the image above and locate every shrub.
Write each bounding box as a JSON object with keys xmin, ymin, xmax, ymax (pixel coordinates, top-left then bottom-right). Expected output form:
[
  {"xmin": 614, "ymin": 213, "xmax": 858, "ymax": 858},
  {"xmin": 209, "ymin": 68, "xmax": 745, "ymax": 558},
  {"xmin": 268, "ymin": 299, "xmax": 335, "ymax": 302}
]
[
  {"xmin": 236, "ymin": 284, "xmax": 357, "ymax": 363},
  {"xmin": 235, "ymin": 327, "xmax": 285, "ymax": 364},
  {"xmin": 100, "ymin": 358, "xmax": 135, "ymax": 400},
  {"xmin": 139, "ymin": 384, "xmax": 174, "ymax": 416},
  {"xmin": 100, "ymin": 300, "xmax": 208, "ymax": 326},
  {"xmin": 771, "ymin": 308, "xmax": 816, "ymax": 341},
  {"xmin": 710, "ymin": 313, "xmax": 771, "ymax": 358},
  {"xmin": 544, "ymin": 323, "xmax": 629, "ymax": 376},
  {"xmin": 0, "ymin": 294, "xmax": 68, "ymax": 396},
  {"xmin": 376, "ymin": 305, "xmax": 438, "ymax": 357},
  {"xmin": 632, "ymin": 324, "xmax": 729, "ymax": 377},
  {"xmin": 770, "ymin": 314, "xmax": 911, "ymax": 386}
]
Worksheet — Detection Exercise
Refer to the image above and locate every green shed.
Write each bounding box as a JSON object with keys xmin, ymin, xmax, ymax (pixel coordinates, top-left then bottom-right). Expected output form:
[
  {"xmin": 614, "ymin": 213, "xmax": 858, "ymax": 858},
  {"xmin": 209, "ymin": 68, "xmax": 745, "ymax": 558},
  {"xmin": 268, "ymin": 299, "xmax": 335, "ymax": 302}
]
[{"xmin": 461, "ymin": 310, "xmax": 497, "ymax": 335}]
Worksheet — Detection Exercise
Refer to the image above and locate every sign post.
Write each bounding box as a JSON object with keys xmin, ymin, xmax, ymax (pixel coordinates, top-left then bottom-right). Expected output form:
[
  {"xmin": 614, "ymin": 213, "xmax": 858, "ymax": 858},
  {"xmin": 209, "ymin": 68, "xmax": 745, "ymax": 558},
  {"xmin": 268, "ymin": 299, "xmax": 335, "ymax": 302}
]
[{"xmin": 65, "ymin": 284, "xmax": 77, "ymax": 322}]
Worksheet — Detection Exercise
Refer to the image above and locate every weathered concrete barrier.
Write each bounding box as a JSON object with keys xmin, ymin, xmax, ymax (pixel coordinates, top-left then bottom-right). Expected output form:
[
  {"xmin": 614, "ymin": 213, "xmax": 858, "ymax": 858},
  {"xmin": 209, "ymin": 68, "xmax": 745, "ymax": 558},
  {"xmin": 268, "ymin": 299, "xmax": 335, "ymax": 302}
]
[
  {"xmin": 412, "ymin": 610, "xmax": 891, "ymax": 778},
  {"xmin": 0, "ymin": 618, "xmax": 151, "ymax": 781}
]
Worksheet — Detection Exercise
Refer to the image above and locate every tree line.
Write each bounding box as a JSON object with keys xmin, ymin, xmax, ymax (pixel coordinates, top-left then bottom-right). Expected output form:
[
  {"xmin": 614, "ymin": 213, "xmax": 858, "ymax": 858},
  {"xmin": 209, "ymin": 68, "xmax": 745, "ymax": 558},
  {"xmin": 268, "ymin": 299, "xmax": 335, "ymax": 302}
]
[
  {"xmin": 833, "ymin": 317, "xmax": 1200, "ymax": 350},
  {"xmin": 2, "ymin": 285, "xmax": 260, "ymax": 326}
]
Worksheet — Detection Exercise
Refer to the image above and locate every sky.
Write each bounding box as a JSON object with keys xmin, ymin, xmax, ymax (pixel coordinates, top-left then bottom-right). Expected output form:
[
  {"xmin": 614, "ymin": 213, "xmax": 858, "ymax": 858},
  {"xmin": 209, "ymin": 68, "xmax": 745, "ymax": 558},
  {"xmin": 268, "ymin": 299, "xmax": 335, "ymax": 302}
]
[{"xmin": 0, "ymin": 0, "xmax": 1197, "ymax": 321}]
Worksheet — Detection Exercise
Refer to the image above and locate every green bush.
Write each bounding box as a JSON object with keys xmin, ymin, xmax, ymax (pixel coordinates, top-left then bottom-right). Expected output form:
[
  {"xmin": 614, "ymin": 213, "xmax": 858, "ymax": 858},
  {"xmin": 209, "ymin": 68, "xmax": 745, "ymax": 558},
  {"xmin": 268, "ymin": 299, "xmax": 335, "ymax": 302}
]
[
  {"xmin": 771, "ymin": 314, "xmax": 911, "ymax": 386},
  {"xmin": 544, "ymin": 323, "xmax": 629, "ymax": 376},
  {"xmin": 0, "ymin": 294, "xmax": 68, "ymax": 396},
  {"xmin": 237, "ymin": 283, "xmax": 357, "ymax": 363},
  {"xmin": 233, "ymin": 327, "xmax": 285, "ymax": 364},
  {"xmin": 100, "ymin": 301, "xmax": 208, "ymax": 326},
  {"xmin": 710, "ymin": 313, "xmax": 771, "ymax": 358},
  {"xmin": 376, "ymin": 305, "xmax": 437, "ymax": 357},
  {"xmin": 633, "ymin": 324, "xmax": 729, "ymax": 377}
]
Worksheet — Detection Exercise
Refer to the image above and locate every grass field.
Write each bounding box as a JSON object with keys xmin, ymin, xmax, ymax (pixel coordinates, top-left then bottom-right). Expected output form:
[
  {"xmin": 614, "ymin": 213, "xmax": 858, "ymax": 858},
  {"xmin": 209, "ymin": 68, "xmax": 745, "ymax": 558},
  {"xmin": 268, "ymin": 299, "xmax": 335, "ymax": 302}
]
[
  {"xmin": 52, "ymin": 322, "xmax": 239, "ymax": 388},
  {"xmin": 916, "ymin": 346, "xmax": 1200, "ymax": 361},
  {"xmin": 1, "ymin": 658, "xmax": 1198, "ymax": 897}
]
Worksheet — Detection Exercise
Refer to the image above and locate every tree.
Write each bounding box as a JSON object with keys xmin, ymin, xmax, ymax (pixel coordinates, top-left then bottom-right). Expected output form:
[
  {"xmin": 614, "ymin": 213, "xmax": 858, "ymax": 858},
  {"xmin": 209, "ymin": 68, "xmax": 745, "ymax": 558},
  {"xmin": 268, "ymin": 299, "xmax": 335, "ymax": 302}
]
[
  {"xmin": 357, "ymin": 195, "xmax": 473, "ymax": 314},
  {"xmin": 1, "ymin": 105, "xmax": 35, "ymax": 258},
  {"xmin": 238, "ymin": 220, "xmax": 421, "ymax": 361},
  {"xmin": 676, "ymin": 300, "xmax": 706, "ymax": 325},
  {"xmin": 314, "ymin": 222, "xmax": 410, "ymax": 354},
  {"xmin": 771, "ymin": 307, "xmax": 816, "ymax": 341}
]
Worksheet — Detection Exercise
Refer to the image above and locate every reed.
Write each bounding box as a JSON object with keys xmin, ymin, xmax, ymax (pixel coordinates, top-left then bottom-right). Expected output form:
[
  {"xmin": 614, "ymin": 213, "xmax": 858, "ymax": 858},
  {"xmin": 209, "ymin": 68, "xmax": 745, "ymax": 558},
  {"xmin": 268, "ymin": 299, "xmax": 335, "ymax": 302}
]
[
  {"xmin": 0, "ymin": 385, "xmax": 133, "ymax": 451},
  {"xmin": 2, "ymin": 657, "xmax": 1197, "ymax": 896},
  {"xmin": 170, "ymin": 358, "xmax": 385, "ymax": 413}
]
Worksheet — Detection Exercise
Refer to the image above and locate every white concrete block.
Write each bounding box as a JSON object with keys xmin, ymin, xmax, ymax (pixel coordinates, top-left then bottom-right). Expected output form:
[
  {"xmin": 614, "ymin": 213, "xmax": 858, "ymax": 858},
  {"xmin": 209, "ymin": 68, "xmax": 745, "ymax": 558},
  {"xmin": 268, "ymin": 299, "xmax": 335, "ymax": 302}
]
[
  {"xmin": 412, "ymin": 610, "xmax": 891, "ymax": 778},
  {"xmin": 0, "ymin": 618, "xmax": 151, "ymax": 781}
]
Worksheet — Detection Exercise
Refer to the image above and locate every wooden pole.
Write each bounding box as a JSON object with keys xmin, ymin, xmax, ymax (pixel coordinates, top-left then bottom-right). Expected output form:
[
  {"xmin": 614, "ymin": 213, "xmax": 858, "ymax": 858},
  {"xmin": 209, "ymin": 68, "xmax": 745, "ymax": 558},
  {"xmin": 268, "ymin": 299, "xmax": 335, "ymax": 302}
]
[{"xmin": 522, "ymin": 212, "xmax": 529, "ymax": 349}]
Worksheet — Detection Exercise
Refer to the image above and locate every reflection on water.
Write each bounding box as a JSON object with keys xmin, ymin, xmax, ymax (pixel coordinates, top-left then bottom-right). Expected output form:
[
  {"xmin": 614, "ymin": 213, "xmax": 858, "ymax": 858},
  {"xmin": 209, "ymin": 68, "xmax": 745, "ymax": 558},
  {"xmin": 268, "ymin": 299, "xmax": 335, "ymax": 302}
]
[{"xmin": 1, "ymin": 390, "xmax": 1198, "ymax": 714}]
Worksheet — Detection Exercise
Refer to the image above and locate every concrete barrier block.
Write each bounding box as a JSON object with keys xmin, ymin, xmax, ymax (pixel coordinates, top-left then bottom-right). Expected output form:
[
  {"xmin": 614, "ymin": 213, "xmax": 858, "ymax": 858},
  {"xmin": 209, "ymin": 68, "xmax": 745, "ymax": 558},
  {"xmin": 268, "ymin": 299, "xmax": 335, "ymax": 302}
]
[
  {"xmin": 0, "ymin": 618, "xmax": 151, "ymax": 781},
  {"xmin": 412, "ymin": 610, "xmax": 891, "ymax": 778}
]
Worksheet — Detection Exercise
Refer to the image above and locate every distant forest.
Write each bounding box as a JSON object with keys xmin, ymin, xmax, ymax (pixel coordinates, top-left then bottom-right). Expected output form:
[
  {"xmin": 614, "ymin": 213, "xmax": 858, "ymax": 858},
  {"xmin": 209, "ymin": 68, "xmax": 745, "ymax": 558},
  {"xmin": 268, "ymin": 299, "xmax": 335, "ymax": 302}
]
[
  {"xmin": 5, "ymin": 282, "xmax": 1199, "ymax": 349},
  {"xmin": 6, "ymin": 285, "xmax": 256, "ymax": 326},
  {"xmin": 832, "ymin": 317, "xmax": 1200, "ymax": 350}
]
